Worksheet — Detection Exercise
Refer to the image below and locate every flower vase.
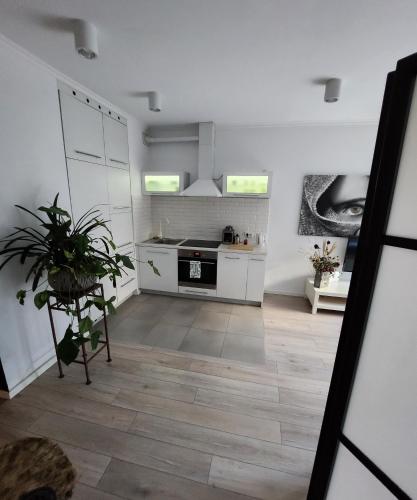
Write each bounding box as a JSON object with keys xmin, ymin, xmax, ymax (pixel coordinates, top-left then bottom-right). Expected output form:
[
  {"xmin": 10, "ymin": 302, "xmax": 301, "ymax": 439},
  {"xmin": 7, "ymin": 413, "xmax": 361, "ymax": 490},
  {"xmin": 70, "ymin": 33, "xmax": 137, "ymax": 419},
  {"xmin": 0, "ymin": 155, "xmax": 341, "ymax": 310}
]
[{"xmin": 314, "ymin": 270, "xmax": 330, "ymax": 288}]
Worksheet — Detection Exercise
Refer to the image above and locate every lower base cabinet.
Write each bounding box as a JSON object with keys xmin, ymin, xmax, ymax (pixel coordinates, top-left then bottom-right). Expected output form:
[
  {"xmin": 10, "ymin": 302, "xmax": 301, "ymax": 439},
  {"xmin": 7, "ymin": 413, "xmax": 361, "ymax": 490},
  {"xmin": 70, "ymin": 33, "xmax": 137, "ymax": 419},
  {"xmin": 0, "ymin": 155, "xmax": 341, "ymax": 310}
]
[
  {"xmin": 139, "ymin": 246, "xmax": 178, "ymax": 293},
  {"xmin": 217, "ymin": 252, "xmax": 265, "ymax": 302},
  {"xmin": 217, "ymin": 253, "xmax": 248, "ymax": 300}
]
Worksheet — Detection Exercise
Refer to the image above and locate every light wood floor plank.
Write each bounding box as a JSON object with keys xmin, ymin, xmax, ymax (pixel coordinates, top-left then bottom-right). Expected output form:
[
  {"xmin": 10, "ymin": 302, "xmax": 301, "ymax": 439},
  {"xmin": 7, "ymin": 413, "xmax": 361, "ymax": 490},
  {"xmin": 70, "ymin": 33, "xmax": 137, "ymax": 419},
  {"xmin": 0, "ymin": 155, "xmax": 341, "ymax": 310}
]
[
  {"xmin": 72, "ymin": 483, "xmax": 126, "ymax": 500},
  {"xmin": 0, "ymin": 399, "xmax": 45, "ymax": 430},
  {"xmin": 279, "ymin": 388, "xmax": 327, "ymax": 412},
  {"xmin": 188, "ymin": 359, "xmax": 278, "ymax": 386},
  {"xmin": 98, "ymin": 458, "xmax": 256, "ymax": 500},
  {"xmin": 113, "ymin": 389, "xmax": 281, "ymax": 443},
  {"xmin": 129, "ymin": 412, "xmax": 313, "ymax": 477},
  {"xmin": 29, "ymin": 412, "xmax": 213, "ymax": 484},
  {"xmin": 209, "ymin": 456, "xmax": 309, "ymax": 500},
  {"xmin": 195, "ymin": 389, "xmax": 323, "ymax": 430},
  {"xmin": 84, "ymin": 356, "xmax": 280, "ymax": 402},
  {"xmin": 15, "ymin": 384, "xmax": 136, "ymax": 431},
  {"xmin": 280, "ymin": 423, "xmax": 320, "ymax": 452}
]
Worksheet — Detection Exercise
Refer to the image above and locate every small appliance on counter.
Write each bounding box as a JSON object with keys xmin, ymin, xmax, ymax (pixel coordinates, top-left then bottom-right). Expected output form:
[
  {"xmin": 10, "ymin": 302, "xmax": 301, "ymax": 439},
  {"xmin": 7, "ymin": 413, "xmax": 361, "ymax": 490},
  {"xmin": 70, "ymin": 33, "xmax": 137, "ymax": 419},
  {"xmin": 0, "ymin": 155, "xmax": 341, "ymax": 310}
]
[{"xmin": 222, "ymin": 225, "xmax": 235, "ymax": 244}]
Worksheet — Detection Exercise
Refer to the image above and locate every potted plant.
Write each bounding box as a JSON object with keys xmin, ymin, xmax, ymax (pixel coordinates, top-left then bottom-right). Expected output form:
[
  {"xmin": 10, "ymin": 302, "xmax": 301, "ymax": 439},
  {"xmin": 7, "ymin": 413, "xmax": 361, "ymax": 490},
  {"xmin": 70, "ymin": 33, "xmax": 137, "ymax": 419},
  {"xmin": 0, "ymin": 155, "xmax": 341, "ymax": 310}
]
[
  {"xmin": 0, "ymin": 194, "xmax": 159, "ymax": 365},
  {"xmin": 309, "ymin": 240, "xmax": 340, "ymax": 288}
]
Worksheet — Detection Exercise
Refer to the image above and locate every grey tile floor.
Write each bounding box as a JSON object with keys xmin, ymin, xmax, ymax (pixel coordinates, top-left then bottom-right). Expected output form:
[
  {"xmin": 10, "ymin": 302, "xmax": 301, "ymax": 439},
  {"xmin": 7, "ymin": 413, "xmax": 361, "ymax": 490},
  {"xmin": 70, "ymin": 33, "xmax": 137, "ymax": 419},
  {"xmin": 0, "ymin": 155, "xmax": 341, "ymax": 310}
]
[{"xmin": 103, "ymin": 293, "xmax": 267, "ymax": 364}]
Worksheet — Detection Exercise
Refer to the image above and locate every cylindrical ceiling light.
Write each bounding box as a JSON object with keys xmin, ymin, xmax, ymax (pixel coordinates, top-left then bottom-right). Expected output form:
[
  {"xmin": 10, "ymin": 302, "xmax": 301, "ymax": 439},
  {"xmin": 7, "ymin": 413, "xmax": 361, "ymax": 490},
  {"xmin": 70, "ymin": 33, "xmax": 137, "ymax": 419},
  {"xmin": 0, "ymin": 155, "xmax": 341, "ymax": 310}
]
[
  {"xmin": 148, "ymin": 91, "xmax": 162, "ymax": 112},
  {"xmin": 324, "ymin": 78, "xmax": 342, "ymax": 103},
  {"xmin": 74, "ymin": 19, "xmax": 98, "ymax": 60}
]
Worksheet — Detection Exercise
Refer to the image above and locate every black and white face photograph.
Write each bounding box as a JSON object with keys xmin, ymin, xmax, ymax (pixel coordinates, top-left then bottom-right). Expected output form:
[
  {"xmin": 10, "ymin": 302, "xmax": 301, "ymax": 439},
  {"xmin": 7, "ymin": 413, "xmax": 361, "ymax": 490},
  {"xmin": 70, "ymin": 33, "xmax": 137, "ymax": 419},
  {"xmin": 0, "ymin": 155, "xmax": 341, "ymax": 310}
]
[{"xmin": 298, "ymin": 174, "xmax": 370, "ymax": 237}]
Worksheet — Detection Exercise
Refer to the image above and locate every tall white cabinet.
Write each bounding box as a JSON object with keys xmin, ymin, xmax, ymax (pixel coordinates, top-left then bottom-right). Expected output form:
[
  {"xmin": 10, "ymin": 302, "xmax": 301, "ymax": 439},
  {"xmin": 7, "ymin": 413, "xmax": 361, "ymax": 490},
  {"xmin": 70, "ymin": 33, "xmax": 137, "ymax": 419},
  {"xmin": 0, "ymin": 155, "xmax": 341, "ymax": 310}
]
[{"xmin": 58, "ymin": 83, "xmax": 137, "ymax": 308}]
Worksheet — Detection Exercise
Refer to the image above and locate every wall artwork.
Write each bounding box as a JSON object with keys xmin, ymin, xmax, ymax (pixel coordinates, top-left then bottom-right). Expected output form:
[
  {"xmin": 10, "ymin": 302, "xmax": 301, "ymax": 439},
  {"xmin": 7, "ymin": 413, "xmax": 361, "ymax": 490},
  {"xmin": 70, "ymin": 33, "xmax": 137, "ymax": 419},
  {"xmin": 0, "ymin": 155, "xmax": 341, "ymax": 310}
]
[{"xmin": 298, "ymin": 175, "xmax": 370, "ymax": 237}]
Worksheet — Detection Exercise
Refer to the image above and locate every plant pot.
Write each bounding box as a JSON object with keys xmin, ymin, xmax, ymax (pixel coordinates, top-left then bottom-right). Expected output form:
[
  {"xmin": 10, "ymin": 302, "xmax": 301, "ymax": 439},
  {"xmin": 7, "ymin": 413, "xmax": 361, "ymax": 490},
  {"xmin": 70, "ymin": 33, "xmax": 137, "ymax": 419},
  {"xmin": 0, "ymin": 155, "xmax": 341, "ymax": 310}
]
[
  {"xmin": 48, "ymin": 270, "xmax": 97, "ymax": 300},
  {"xmin": 313, "ymin": 270, "xmax": 330, "ymax": 288}
]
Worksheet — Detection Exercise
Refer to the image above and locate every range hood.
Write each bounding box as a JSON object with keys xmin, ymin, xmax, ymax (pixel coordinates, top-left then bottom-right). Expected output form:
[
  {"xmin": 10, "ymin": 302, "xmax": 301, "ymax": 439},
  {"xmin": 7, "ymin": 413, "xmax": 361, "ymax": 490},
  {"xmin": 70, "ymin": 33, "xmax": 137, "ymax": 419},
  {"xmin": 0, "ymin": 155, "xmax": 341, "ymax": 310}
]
[{"xmin": 181, "ymin": 122, "xmax": 222, "ymax": 197}]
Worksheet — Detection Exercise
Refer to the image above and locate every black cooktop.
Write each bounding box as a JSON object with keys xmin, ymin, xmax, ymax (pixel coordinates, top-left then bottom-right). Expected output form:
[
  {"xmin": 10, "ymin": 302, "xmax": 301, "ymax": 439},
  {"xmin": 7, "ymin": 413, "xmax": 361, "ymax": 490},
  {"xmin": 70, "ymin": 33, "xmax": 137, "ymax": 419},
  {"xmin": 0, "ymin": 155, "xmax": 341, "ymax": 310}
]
[{"xmin": 180, "ymin": 239, "xmax": 222, "ymax": 249}]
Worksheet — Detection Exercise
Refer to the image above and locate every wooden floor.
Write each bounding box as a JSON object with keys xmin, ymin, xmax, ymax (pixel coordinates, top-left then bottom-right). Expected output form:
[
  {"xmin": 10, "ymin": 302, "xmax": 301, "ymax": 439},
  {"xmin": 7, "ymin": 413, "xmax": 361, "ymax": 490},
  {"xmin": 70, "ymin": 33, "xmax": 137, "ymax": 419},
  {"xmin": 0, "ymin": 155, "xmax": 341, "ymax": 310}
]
[{"xmin": 0, "ymin": 294, "xmax": 342, "ymax": 500}]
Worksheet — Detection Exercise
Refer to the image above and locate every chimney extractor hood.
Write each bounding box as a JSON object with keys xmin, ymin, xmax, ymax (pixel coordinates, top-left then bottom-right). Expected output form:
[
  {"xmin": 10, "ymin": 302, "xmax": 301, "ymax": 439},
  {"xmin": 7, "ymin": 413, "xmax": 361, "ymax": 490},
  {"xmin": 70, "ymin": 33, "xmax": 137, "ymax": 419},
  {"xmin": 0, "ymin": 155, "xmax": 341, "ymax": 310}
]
[{"xmin": 181, "ymin": 122, "xmax": 222, "ymax": 197}]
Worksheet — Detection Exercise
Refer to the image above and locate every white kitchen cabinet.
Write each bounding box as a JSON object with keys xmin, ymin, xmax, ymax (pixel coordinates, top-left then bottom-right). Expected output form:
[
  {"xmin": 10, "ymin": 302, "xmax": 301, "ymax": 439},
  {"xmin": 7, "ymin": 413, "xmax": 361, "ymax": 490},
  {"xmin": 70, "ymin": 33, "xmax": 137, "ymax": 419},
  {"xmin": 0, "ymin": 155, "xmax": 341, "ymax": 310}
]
[
  {"xmin": 103, "ymin": 115, "xmax": 129, "ymax": 169},
  {"xmin": 60, "ymin": 92, "xmax": 105, "ymax": 165},
  {"xmin": 66, "ymin": 159, "xmax": 109, "ymax": 244},
  {"xmin": 139, "ymin": 246, "xmax": 178, "ymax": 292},
  {"xmin": 217, "ymin": 253, "xmax": 248, "ymax": 300},
  {"xmin": 116, "ymin": 246, "xmax": 137, "ymax": 304},
  {"xmin": 246, "ymin": 256, "xmax": 266, "ymax": 302},
  {"xmin": 108, "ymin": 167, "xmax": 131, "ymax": 213},
  {"xmin": 222, "ymin": 173, "xmax": 272, "ymax": 198},
  {"xmin": 110, "ymin": 211, "xmax": 134, "ymax": 249},
  {"xmin": 142, "ymin": 171, "xmax": 190, "ymax": 195}
]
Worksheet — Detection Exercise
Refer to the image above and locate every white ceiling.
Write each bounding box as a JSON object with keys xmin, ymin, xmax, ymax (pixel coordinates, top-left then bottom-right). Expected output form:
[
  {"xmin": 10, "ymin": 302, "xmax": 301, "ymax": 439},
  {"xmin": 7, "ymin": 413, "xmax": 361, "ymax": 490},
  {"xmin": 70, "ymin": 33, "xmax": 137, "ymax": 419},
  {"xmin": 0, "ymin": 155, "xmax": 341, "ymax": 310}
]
[{"xmin": 1, "ymin": 0, "xmax": 417, "ymax": 126}]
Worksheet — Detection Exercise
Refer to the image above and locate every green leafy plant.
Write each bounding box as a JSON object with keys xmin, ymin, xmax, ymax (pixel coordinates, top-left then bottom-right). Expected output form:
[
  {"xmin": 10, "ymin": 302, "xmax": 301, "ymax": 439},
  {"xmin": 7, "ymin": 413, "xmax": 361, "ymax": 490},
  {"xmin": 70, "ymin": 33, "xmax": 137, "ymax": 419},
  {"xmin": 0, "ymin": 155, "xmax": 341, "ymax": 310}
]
[
  {"xmin": 309, "ymin": 240, "xmax": 340, "ymax": 273},
  {"xmin": 0, "ymin": 194, "xmax": 159, "ymax": 365}
]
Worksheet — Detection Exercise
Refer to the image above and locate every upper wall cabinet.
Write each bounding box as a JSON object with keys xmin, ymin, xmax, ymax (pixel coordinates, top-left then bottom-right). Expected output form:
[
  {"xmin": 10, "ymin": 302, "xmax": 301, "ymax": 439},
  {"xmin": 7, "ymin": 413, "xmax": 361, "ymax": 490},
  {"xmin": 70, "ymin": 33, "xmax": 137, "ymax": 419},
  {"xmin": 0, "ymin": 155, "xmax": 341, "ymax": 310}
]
[
  {"xmin": 142, "ymin": 171, "xmax": 190, "ymax": 195},
  {"xmin": 103, "ymin": 115, "xmax": 129, "ymax": 169},
  {"xmin": 222, "ymin": 173, "xmax": 272, "ymax": 198},
  {"xmin": 59, "ymin": 92, "xmax": 105, "ymax": 165}
]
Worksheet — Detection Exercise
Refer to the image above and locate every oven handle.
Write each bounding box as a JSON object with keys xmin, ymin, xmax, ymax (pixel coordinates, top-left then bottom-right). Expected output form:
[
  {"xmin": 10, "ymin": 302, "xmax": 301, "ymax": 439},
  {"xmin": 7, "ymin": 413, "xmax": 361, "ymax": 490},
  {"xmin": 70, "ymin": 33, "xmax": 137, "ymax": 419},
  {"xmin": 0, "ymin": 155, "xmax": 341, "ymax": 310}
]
[{"xmin": 178, "ymin": 259, "xmax": 216, "ymax": 265}]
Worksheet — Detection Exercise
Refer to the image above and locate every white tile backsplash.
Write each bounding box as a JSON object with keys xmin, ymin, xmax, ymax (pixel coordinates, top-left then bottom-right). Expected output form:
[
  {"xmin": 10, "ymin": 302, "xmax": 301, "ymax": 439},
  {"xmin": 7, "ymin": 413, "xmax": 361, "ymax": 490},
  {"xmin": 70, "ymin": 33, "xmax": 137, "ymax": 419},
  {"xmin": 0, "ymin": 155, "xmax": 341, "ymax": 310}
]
[{"xmin": 150, "ymin": 196, "xmax": 269, "ymax": 240}]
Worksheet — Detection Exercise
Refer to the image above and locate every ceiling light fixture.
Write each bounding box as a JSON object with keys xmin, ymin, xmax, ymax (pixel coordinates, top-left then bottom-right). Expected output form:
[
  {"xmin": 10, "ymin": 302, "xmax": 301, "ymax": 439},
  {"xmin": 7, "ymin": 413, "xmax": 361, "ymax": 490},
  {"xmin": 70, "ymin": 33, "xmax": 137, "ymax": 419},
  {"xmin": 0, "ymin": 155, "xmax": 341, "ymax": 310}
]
[
  {"xmin": 324, "ymin": 78, "xmax": 342, "ymax": 103},
  {"xmin": 73, "ymin": 19, "xmax": 98, "ymax": 59},
  {"xmin": 148, "ymin": 91, "xmax": 162, "ymax": 112}
]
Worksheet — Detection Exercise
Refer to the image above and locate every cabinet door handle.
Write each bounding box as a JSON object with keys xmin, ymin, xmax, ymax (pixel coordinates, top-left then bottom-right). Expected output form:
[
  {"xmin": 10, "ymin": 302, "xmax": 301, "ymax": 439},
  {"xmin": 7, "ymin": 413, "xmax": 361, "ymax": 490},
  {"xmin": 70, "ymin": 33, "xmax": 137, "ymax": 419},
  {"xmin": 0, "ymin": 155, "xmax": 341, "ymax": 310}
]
[
  {"xmin": 110, "ymin": 158, "xmax": 128, "ymax": 165},
  {"xmin": 178, "ymin": 259, "xmax": 216, "ymax": 265},
  {"xmin": 121, "ymin": 277, "xmax": 135, "ymax": 288},
  {"xmin": 118, "ymin": 241, "xmax": 132, "ymax": 248},
  {"xmin": 113, "ymin": 206, "xmax": 131, "ymax": 209},
  {"xmin": 250, "ymin": 258, "xmax": 265, "ymax": 262},
  {"xmin": 225, "ymin": 256, "xmax": 240, "ymax": 260},
  {"xmin": 74, "ymin": 150, "xmax": 102, "ymax": 159},
  {"xmin": 147, "ymin": 250, "xmax": 170, "ymax": 255}
]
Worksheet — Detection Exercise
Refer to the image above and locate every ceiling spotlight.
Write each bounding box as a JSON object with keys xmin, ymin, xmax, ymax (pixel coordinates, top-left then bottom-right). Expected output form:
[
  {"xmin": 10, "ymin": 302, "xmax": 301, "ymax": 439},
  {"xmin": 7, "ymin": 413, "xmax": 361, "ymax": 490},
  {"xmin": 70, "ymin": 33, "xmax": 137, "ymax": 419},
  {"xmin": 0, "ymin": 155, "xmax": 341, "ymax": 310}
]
[
  {"xmin": 73, "ymin": 19, "xmax": 98, "ymax": 59},
  {"xmin": 148, "ymin": 91, "xmax": 162, "ymax": 112},
  {"xmin": 324, "ymin": 78, "xmax": 341, "ymax": 103}
]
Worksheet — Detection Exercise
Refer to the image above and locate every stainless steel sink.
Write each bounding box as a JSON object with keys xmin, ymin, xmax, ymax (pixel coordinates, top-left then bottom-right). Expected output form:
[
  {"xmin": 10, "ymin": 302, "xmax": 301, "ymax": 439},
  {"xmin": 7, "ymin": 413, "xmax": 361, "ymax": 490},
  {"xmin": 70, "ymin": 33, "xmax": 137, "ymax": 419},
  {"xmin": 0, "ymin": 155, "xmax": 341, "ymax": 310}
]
[{"xmin": 143, "ymin": 237, "xmax": 184, "ymax": 245}]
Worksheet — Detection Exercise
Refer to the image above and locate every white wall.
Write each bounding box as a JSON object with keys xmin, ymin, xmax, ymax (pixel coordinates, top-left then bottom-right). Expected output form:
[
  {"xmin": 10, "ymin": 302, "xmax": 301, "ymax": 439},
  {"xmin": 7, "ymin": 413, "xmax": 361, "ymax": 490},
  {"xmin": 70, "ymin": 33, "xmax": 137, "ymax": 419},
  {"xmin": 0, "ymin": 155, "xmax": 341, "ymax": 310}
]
[
  {"xmin": 151, "ymin": 196, "xmax": 269, "ymax": 240},
  {"xmin": 0, "ymin": 35, "xmax": 148, "ymax": 396},
  {"xmin": 0, "ymin": 38, "xmax": 72, "ymax": 395},
  {"xmin": 215, "ymin": 124, "xmax": 377, "ymax": 294}
]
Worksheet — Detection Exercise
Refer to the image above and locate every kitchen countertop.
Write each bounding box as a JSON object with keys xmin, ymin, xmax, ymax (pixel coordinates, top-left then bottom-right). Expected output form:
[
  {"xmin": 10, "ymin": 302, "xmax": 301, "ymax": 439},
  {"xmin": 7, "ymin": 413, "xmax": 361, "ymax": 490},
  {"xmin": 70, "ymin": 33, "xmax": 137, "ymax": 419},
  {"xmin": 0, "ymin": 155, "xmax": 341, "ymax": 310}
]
[{"xmin": 136, "ymin": 239, "xmax": 267, "ymax": 255}]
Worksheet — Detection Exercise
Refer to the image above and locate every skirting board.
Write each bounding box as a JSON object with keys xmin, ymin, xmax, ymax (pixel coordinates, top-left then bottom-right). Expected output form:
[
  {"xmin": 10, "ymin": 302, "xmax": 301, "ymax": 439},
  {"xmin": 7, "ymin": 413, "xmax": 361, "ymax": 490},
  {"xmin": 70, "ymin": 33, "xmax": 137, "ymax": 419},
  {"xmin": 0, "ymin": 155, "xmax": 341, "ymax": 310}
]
[
  {"xmin": 264, "ymin": 289, "xmax": 305, "ymax": 297},
  {"xmin": 0, "ymin": 354, "xmax": 57, "ymax": 400}
]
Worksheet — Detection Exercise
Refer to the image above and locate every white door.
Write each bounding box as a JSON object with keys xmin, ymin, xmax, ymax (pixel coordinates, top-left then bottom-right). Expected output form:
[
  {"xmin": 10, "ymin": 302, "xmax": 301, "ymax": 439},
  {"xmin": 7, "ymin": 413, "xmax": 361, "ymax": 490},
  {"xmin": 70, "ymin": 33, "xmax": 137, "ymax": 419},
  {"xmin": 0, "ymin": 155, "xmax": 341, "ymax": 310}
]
[
  {"xmin": 246, "ymin": 256, "xmax": 266, "ymax": 302},
  {"xmin": 103, "ymin": 115, "xmax": 129, "ymax": 169},
  {"xmin": 60, "ymin": 92, "xmax": 105, "ymax": 165},
  {"xmin": 110, "ymin": 211, "xmax": 134, "ymax": 250},
  {"xmin": 217, "ymin": 253, "xmax": 248, "ymax": 300},
  {"xmin": 108, "ymin": 167, "xmax": 131, "ymax": 213},
  {"xmin": 66, "ymin": 159, "xmax": 109, "ymax": 242},
  {"xmin": 139, "ymin": 246, "xmax": 178, "ymax": 292}
]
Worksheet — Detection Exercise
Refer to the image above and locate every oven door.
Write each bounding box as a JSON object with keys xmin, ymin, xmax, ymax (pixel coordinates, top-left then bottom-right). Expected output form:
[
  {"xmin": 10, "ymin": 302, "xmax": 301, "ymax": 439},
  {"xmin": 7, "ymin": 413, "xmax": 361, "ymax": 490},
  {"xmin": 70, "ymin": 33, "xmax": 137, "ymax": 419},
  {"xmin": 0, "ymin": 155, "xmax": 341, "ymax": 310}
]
[{"xmin": 178, "ymin": 256, "xmax": 217, "ymax": 289}]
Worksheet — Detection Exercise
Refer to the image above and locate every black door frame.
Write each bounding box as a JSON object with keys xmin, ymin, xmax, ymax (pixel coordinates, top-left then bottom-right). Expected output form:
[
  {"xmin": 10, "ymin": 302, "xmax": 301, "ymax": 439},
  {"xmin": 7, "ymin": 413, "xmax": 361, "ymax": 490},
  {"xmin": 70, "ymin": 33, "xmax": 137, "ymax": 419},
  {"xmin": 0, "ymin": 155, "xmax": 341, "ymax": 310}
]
[{"xmin": 307, "ymin": 53, "xmax": 417, "ymax": 500}]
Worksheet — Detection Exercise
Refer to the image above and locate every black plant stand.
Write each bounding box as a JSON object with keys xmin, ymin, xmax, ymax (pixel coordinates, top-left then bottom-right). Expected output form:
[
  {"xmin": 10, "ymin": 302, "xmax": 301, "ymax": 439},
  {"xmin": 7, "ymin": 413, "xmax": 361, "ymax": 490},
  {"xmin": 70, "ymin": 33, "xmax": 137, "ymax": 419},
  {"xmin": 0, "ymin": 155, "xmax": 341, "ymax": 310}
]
[{"xmin": 47, "ymin": 283, "xmax": 112, "ymax": 385}]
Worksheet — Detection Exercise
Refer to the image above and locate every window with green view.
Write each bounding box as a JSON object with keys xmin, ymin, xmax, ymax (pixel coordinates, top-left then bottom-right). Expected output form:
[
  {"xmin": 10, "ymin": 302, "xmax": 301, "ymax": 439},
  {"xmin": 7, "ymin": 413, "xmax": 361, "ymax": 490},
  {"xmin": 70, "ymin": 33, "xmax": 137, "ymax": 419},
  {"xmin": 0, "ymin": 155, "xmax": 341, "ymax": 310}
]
[
  {"xmin": 226, "ymin": 175, "xmax": 269, "ymax": 194},
  {"xmin": 145, "ymin": 175, "xmax": 180, "ymax": 192}
]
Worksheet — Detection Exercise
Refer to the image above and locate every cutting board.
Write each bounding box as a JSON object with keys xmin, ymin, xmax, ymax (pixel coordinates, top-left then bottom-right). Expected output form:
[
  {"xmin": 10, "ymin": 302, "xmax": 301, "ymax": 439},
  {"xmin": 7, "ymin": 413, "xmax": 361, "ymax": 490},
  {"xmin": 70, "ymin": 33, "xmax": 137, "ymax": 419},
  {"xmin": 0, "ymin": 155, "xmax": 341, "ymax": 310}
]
[{"xmin": 226, "ymin": 244, "xmax": 254, "ymax": 251}]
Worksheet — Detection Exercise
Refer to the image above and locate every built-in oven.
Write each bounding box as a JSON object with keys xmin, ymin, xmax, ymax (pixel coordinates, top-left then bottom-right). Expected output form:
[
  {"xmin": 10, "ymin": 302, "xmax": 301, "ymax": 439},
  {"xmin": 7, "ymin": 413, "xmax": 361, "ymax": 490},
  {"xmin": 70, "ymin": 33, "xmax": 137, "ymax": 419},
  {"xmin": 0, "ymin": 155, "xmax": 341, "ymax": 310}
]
[{"xmin": 178, "ymin": 249, "xmax": 217, "ymax": 290}]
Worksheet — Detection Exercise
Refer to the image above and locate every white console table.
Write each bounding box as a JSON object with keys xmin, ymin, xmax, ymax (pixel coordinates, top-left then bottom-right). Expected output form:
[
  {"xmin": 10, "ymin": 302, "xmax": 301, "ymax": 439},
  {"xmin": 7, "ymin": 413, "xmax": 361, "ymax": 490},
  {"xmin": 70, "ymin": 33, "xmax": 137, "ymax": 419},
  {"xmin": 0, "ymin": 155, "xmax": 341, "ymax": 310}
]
[{"xmin": 305, "ymin": 278, "xmax": 350, "ymax": 314}]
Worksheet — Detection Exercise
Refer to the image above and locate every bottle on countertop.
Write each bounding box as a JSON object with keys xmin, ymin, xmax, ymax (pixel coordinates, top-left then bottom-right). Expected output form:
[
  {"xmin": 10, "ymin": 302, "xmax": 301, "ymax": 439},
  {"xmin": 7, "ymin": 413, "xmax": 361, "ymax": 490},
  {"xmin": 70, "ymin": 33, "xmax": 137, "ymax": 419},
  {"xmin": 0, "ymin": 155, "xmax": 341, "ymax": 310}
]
[
  {"xmin": 244, "ymin": 233, "xmax": 248, "ymax": 245},
  {"xmin": 234, "ymin": 234, "xmax": 240, "ymax": 244}
]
